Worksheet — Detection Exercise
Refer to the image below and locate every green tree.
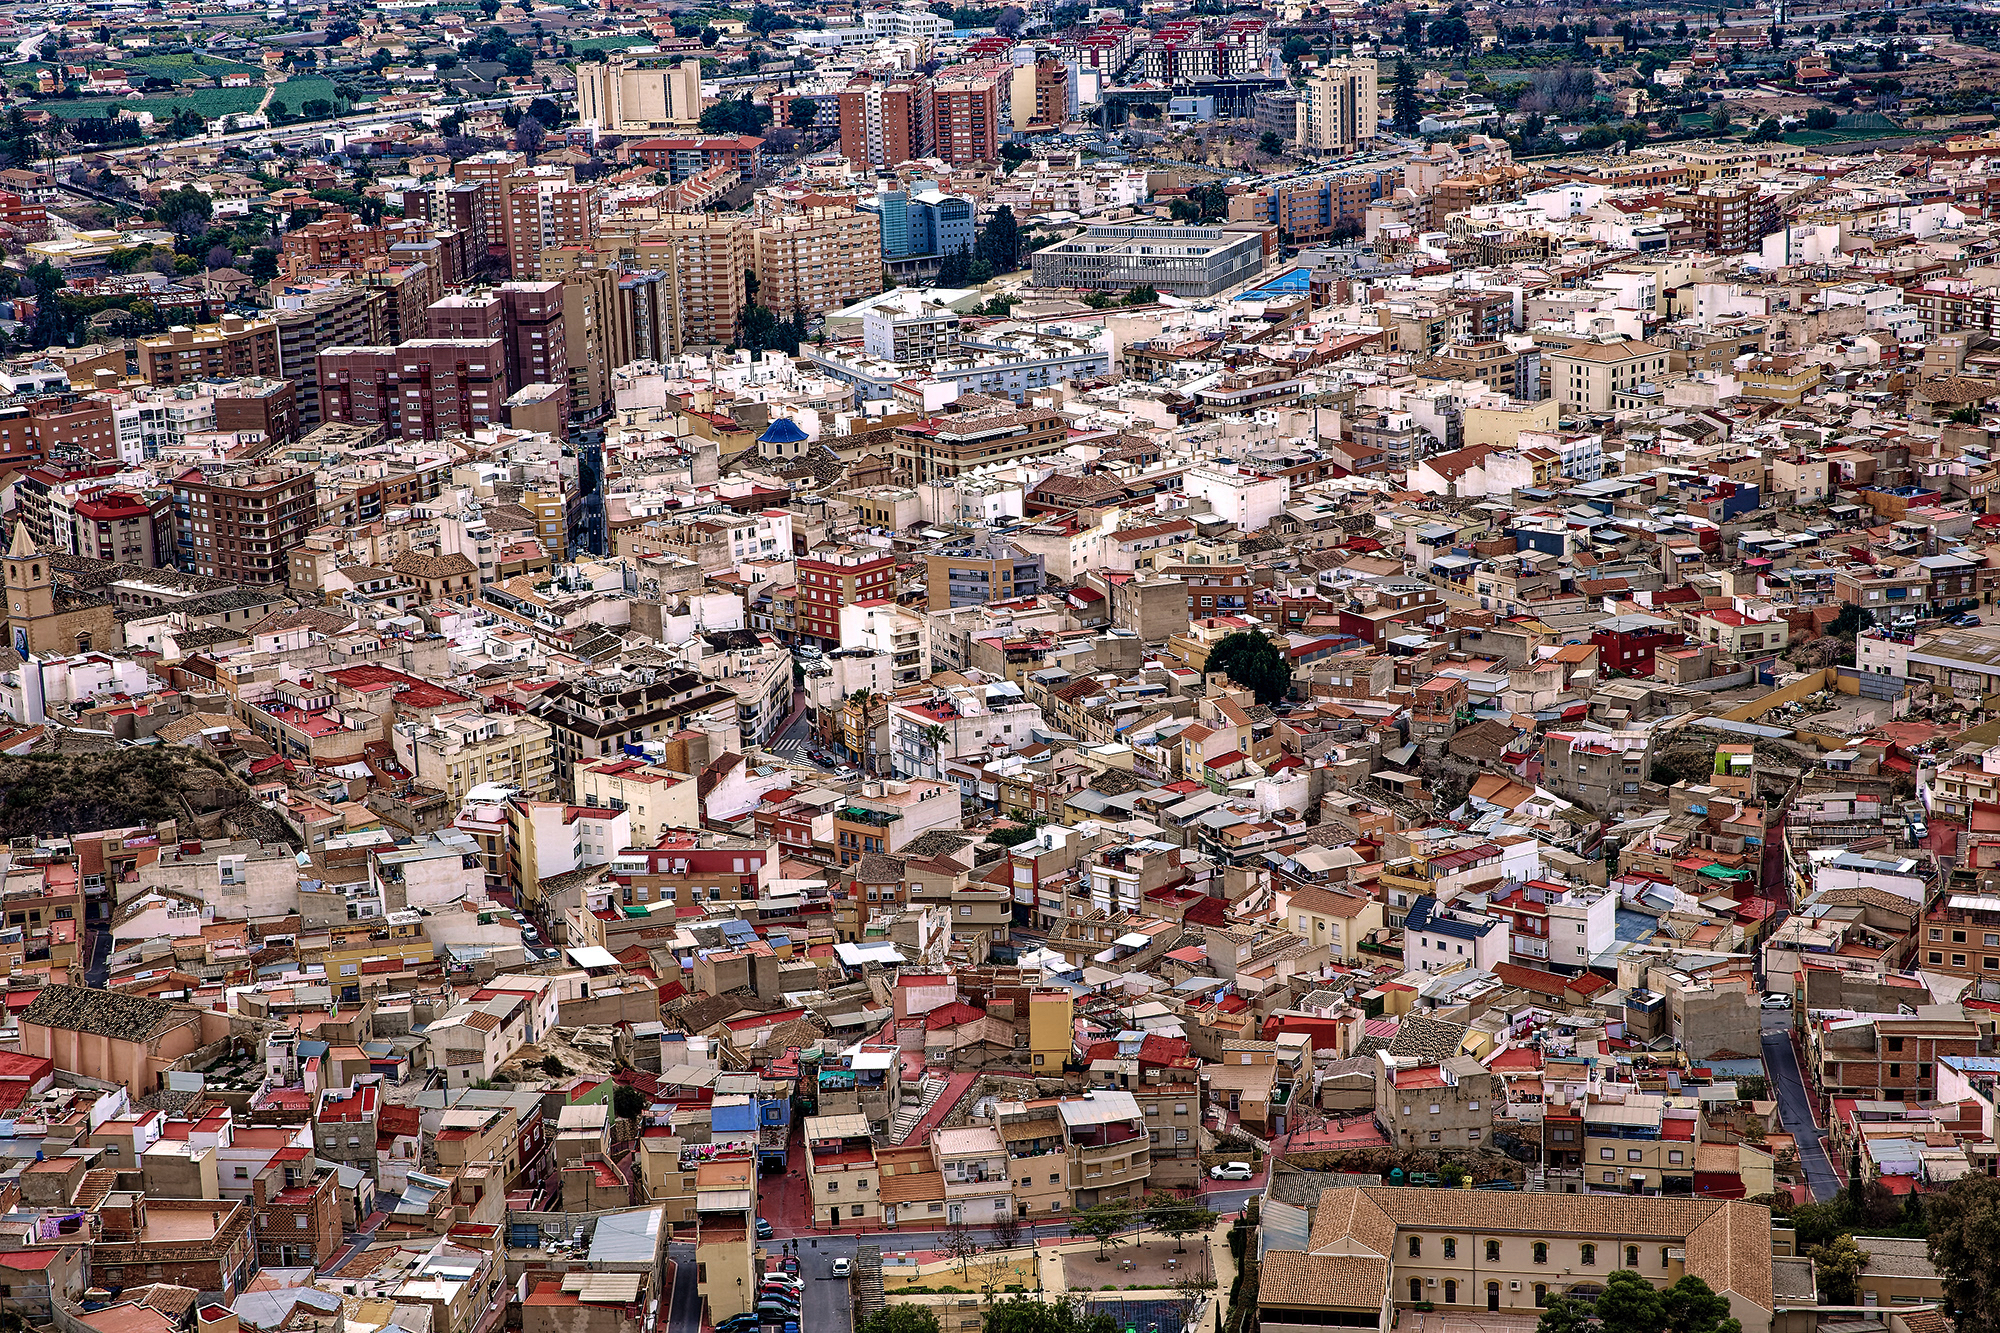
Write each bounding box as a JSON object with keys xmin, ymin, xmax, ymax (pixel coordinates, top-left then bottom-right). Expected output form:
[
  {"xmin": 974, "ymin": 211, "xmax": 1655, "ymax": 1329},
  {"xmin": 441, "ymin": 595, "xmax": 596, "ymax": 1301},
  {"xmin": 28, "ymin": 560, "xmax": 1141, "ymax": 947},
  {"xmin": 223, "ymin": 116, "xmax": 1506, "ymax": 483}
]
[
  {"xmin": 1927, "ymin": 1174, "xmax": 2000, "ymax": 1333},
  {"xmin": 1535, "ymin": 1296, "xmax": 1594, "ymax": 1333},
  {"xmin": 1120, "ymin": 284, "xmax": 1157, "ymax": 305},
  {"xmin": 1069, "ymin": 1202, "xmax": 1131, "ymax": 1261},
  {"xmin": 1280, "ymin": 34, "xmax": 1311, "ymax": 64},
  {"xmin": 788, "ymin": 98, "xmax": 820, "ymax": 130},
  {"xmin": 749, "ymin": 3, "xmax": 784, "ymax": 33},
  {"xmin": 1428, "ymin": 15, "xmax": 1472, "ymax": 48},
  {"xmin": 699, "ymin": 97, "xmax": 771, "ymax": 134},
  {"xmin": 1259, "ymin": 130, "xmax": 1284, "ymax": 154},
  {"xmin": 974, "ymin": 204, "xmax": 1021, "ymax": 273},
  {"xmin": 1805, "ymin": 106, "xmax": 1838, "ymax": 129},
  {"xmin": 1593, "ymin": 1269, "xmax": 1666, "ymax": 1333},
  {"xmin": 612, "ymin": 1082, "xmax": 646, "ymax": 1125},
  {"xmin": 1710, "ymin": 103, "xmax": 1732, "ymax": 134},
  {"xmin": 1660, "ymin": 1274, "xmax": 1738, "ymax": 1333},
  {"xmin": 1393, "ymin": 58, "xmax": 1422, "ymax": 132},
  {"xmin": 1206, "ymin": 629, "xmax": 1291, "ymax": 706},
  {"xmin": 1141, "ymin": 1194, "xmax": 1217, "ymax": 1253},
  {"xmin": 861, "ymin": 1309, "xmax": 941, "ymax": 1333},
  {"xmin": 1812, "ymin": 1235, "xmax": 1865, "ymax": 1306},
  {"xmin": 983, "ymin": 1296, "xmax": 1119, "ymax": 1333}
]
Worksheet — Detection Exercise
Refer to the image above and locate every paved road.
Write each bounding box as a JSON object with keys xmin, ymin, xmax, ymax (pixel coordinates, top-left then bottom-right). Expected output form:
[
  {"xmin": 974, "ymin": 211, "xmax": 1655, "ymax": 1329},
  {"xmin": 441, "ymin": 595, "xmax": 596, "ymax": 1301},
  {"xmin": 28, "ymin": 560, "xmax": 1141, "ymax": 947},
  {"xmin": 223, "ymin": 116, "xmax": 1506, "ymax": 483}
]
[
  {"xmin": 666, "ymin": 1243, "xmax": 700, "ymax": 1333},
  {"xmin": 1762, "ymin": 1018, "xmax": 1841, "ymax": 1201},
  {"xmin": 83, "ymin": 916, "xmax": 111, "ymax": 988}
]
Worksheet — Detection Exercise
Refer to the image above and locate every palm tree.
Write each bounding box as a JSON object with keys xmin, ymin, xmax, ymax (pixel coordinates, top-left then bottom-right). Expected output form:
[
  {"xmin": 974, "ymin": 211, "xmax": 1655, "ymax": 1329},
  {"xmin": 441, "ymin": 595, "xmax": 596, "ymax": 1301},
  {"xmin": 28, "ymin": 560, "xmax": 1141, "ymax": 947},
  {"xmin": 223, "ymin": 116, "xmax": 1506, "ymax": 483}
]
[{"xmin": 920, "ymin": 722, "xmax": 950, "ymax": 774}]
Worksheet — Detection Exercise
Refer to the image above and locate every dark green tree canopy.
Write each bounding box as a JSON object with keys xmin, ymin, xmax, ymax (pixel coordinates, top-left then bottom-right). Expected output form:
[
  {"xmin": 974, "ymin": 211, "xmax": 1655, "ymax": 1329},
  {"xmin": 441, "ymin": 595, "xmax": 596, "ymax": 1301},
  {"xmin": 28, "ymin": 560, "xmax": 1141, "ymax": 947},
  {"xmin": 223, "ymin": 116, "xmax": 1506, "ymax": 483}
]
[
  {"xmin": 1206, "ymin": 630, "xmax": 1292, "ymax": 706},
  {"xmin": 1928, "ymin": 1174, "xmax": 2000, "ymax": 1333}
]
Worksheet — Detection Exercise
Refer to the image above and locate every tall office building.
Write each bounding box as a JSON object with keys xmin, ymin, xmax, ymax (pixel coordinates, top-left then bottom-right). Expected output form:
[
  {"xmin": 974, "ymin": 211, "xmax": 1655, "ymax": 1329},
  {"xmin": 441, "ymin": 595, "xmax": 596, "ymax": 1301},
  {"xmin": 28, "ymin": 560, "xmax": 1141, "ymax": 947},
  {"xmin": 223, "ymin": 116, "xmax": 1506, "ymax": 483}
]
[
  {"xmin": 1301, "ymin": 59, "xmax": 1379, "ymax": 154},
  {"xmin": 577, "ymin": 55, "xmax": 703, "ymax": 133},
  {"xmin": 453, "ymin": 151, "xmax": 537, "ymax": 262},
  {"xmin": 837, "ymin": 73, "xmax": 930, "ymax": 168}
]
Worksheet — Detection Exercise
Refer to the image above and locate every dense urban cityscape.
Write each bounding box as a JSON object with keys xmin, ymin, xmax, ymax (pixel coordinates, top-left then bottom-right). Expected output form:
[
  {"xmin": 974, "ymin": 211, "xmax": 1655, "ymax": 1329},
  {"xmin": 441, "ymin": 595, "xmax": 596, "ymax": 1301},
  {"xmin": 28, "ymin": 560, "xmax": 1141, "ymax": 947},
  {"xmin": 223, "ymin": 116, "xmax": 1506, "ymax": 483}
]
[{"xmin": 0, "ymin": 6, "xmax": 1999, "ymax": 1333}]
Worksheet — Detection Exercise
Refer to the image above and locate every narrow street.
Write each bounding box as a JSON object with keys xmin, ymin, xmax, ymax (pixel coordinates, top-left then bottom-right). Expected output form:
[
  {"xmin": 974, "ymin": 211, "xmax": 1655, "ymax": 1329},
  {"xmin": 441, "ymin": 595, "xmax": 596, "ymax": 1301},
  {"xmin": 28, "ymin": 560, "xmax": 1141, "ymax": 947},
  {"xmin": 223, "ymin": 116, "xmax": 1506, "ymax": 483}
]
[{"xmin": 1761, "ymin": 1017, "xmax": 1841, "ymax": 1201}]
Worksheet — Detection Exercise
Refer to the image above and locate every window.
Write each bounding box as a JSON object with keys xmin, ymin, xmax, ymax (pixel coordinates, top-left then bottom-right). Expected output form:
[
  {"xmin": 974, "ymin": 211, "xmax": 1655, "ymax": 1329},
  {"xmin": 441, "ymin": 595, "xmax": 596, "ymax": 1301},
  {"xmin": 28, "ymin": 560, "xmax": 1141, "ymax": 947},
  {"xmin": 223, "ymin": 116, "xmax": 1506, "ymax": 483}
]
[
  {"xmin": 1669, "ymin": 1150, "xmax": 1684, "ymax": 1165},
  {"xmin": 1627, "ymin": 1247, "xmax": 1639, "ymax": 1268},
  {"xmin": 1603, "ymin": 1171, "xmax": 1618, "ymax": 1183},
  {"xmin": 1661, "ymin": 1249, "xmax": 1670, "ymax": 1269},
  {"xmin": 1627, "ymin": 1149, "xmax": 1643, "ymax": 1163},
  {"xmin": 1600, "ymin": 1148, "xmax": 1615, "ymax": 1161},
  {"xmin": 1429, "ymin": 1131, "xmax": 1441, "ymax": 1143},
  {"xmin": 1410, "ymin": 1238, "xmax": 1422, "ymax": 1258},
  {"xmin": 1487, "ymin": 1241, "xmax": 1501, "ymax": 1262},
  {"xmin": 1444, "ymin": 1281, "xmax": 1457, "ymax": 1305},
  {"xmin": 1533, "ymin": 1243, "xmax": 1548, "ymax": 1265},
  {"xmin": 1535, "ymin": 1285, "xmax": 1548, "ymax": 1308},
  {"xmin": 1580, "ymin": 1245, "xmax": 1596, "ymax": 1267},
  {"xmin": 294, "ymin": 1215, "xmax": 308, "ymax": 1229},
  {"xmin": 1443, "ymin": 1239, "xmax": 1457, "ymax": 1260}
]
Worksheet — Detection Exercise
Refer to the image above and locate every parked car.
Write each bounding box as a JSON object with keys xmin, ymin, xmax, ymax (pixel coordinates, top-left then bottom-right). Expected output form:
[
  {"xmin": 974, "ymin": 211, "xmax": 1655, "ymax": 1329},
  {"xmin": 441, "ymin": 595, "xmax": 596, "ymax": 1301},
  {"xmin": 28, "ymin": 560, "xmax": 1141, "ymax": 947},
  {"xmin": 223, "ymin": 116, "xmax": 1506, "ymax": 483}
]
[
  {"xmin": 1761, "ymin": 993, "xmax": 1791, "ymax": 1010},
  {"xmin": 764, "ymin": 1275, "xmax": 803, "ymax": 1290},
  {"xmin": 1209, "ymin": 1161, "xmax": 1254, "ymax": 1181},
  {"xmin": 756, "ymin": 1217, "xmax": 775, "ymax": 1240},
  {"xmin": 831, "ymin": 1258, "xmax": 851, "ymax": 1278},
  {"xmin": 718, "ymin": 1316, "xmax": 760, "ymax": 1333}
]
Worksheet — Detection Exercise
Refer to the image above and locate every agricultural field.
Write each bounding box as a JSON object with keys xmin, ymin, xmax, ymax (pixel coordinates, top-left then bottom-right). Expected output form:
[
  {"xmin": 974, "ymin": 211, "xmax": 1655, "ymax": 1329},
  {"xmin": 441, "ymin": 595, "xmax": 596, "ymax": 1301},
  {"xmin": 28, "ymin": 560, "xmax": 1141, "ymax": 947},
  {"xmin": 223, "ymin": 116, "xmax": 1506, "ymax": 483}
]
[
  {"xmin": 272, "ymin": 75, "xmax": 362, "ymax": 115},
  {"xmin": 117, "ymin": 52, "xmax": 265, "ymax": 81},
  {"xmin": 38, "ymin": 87, "xmax": 266, "ymax": 119},
  {"xmin": 568, "ymin": 35, "xmax": 662, "ymax": 52}
]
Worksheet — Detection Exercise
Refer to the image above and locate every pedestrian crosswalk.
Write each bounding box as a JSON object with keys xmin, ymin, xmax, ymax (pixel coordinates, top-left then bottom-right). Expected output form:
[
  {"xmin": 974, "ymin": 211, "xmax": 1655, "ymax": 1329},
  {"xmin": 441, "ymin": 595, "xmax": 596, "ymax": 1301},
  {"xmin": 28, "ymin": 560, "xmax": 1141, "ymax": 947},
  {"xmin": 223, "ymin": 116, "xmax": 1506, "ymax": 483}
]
[{"xmin": 770, "ymin": 738, "xmax": 814, "ymax": 761}]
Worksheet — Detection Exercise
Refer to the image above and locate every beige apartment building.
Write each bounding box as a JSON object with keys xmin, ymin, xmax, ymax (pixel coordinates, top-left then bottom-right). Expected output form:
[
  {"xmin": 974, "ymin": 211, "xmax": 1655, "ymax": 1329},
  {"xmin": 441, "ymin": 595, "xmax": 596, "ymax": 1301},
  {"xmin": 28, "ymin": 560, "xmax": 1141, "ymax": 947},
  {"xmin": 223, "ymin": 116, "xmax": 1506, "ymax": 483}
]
[
  {"xmin": 1547, "ymin": 337, "xmax": 1669, "ymax": 413},
  {"xmin": 752, "ymin": 205, "xmax": 882, "ymax": 319},
  {"xmin": 575, "ymin": 756, "xmax": 700, "ymax": 845},
  {"xmin": 393, "ymin": 713, "xmax": 557, "ymax": 803},
  {"xmin": 1055, "ymin": 1088, "xmax": 1150, "ymax": 1209},
  {"xmin": 652, "ymin": 213, "xmax": 751, "ymax": 348},
  {"xmin": 1300, "ymin": 59, "xmax": 1378, "ymax": 153},
  {"xmin": 1259, "ymin": 1189, "xmax": 1777, "ymax": 1332}
]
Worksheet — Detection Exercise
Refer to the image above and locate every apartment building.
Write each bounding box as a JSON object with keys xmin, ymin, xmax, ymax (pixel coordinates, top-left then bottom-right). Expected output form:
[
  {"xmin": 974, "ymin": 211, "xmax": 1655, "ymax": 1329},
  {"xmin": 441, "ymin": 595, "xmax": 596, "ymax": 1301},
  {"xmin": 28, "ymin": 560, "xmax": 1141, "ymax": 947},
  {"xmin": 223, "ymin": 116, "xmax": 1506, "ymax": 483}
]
[
  {"xmin": 924, "ymin": 539, "xmax": 1046, "ymax": 611},
  {"xmin": 837, "ymin": 72, "xmax": 930, "ymax": 167},
  {"xmin": 1055, "ymin": 1089, "xmax": 1150, "ymax": 1209},
  {"xmin": 1809, "ymin": 1014, "xmax": 1980, "ymax": 1103},
  {"xmin": 506, "ymin": 178, "xmax": 599, "ymax": 279},
  {"xmin": 1547, "ymin": 338, "xmax": 1669, "ymax": 413},
  {"xmin": 796, "ymin": 544, "xmax": 899, "ymax": 649},
  {"xmin": 170, "ymin": 464, "xmax": 316, "ymax": 584},
  {"xmin": 576, "ymin": 756, "xmax": 700, "ymax": 846},
  {"xmin": 752, "ymin": 205, "xmax": 882, "ymax": 320},
  {"xmin": 425, "ymin": 282, "xmax": 567, "ymax": 396},
  {"xmin": 137, "ymin": 317, "xmax": 282, "ymax": 386},
  {"xmin": 316, "ymin": 339, "xmax": 509, "ymax": 441},
  {"xmin": 892, "ymin": 395, "xmax": 1068, "ymax": 484},
  {"xmin": 272, "ymin": 285, "xmax": 387, "ymax": 428},
  {"xmin": 394, "ymin": 712, "xmax": 558, "ymax": 804},
  {"xmin": 1301, "ymin": 59, "xmax": 1378, "ymax": 153},
  {"xmin": 933, "ymin": 65, "xmax": 1006, "ymax": 165},
  {"xmin": 654, "ymin": 213, "xmax": 752, "ymax": 348}
]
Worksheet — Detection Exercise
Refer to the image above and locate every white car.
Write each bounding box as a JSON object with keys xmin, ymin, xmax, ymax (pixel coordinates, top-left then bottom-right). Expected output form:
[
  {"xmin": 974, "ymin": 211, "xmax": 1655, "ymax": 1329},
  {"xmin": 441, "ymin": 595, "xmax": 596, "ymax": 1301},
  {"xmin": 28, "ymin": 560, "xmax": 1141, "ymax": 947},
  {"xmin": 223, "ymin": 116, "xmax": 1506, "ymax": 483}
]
[
  {"xmin": 831, "ymin": 1258, "xmax": 851, "ymax": 1279},
  {"xmin": 1209, "ymin": 1161, "xmax": 1254, "ymax": 1181},
  {"xmin": 1761, "ymin": 993, "xmax": 1791, "ymax": 1010}
]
